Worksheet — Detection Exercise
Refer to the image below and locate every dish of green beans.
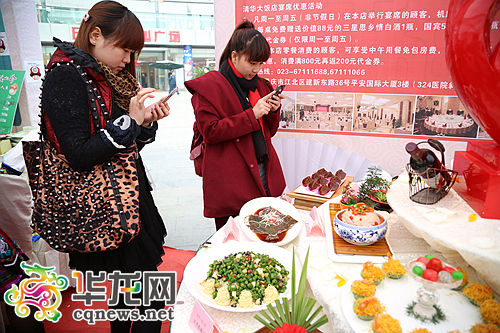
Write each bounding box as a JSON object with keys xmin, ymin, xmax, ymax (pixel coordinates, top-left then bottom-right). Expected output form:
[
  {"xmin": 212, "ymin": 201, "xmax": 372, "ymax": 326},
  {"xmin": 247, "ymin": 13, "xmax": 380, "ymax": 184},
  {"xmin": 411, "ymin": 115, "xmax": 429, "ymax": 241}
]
[{"xmin": 205, "ymin": 251, "xmax": 289, "ymax": 307}]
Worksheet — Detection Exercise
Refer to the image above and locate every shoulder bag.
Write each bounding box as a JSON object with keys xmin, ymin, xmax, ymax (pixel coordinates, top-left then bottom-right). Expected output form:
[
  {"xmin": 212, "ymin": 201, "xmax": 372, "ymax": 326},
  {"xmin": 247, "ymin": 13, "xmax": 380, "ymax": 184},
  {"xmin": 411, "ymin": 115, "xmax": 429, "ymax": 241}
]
[{"xmin": 22, "ymin": 61, "xmax": 140, "ymax": 253}]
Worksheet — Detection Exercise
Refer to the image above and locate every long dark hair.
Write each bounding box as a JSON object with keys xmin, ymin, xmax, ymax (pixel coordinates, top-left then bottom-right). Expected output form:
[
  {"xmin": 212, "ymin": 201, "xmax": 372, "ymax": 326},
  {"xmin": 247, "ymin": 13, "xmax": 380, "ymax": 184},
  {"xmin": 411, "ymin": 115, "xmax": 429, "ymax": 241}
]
[
  {"xmin": 73, "ymin": 1, "xmax": 144, "ymax": 76},
  {"xmin": 219, "ymin": 20, "xmax": 270, "ymax": 67}
]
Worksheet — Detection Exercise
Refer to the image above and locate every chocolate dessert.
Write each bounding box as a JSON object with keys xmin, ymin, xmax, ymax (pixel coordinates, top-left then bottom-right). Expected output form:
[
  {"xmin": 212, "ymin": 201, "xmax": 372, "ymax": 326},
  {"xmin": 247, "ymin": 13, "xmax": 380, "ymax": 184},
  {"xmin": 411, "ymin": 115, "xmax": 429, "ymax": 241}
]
[
  {"xmin": 318, "ymin": 177, "xmax": 328, "ymax": 185},
  {"xmin": 317, "ymin": 168, "xmax": 327, "ymax": 175},
  {"xmin": 318, "ymin": 185, "xmax": 330, "ymax": 195},
  {"xmin": 302, "ymin": 176, "xmax": 312, "ymax": 187},
  {"xmin": 335, "ymin": 169, "xmax": 346, "ymax": 179},
  {"xmin": 309, "ymin": 180, "xmax": 320, "ymax": 190},
  {"xmin": 301, "ymin": 168, "xmax": 348, "ymax": 195}
]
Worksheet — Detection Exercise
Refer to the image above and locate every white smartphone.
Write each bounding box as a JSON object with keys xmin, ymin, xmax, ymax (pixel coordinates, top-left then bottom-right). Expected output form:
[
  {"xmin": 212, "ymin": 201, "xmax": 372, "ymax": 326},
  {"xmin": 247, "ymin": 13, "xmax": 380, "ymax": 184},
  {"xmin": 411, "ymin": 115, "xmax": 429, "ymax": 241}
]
[
  {"xmin": 145, "ymin": 87, "xmax": 178, "ymax": 109},
  {"xmin": 159, "ymin": 87, "xmax": 178, "ymax": 104}
]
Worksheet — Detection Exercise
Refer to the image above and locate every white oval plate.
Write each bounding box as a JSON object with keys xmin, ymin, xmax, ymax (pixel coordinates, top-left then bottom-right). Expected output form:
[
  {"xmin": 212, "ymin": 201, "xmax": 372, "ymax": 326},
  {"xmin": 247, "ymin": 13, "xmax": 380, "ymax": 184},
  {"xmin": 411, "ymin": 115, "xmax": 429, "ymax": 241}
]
[
  {"xmin": 237, "ymin": 197, "xmax": 303, "ymax": 246},
  {"xmin": 183, "ymin": 241, "xmax": 298, "ymax": 313}
]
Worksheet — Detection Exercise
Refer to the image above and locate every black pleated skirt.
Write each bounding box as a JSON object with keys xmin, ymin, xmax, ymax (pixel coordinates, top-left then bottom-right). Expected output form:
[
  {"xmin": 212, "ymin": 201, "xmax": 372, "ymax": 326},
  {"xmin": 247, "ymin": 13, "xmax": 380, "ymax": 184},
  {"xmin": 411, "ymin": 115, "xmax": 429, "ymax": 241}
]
[{"xmin": 69, "ymin": 158, "xmax": 167, "ymax": 274}]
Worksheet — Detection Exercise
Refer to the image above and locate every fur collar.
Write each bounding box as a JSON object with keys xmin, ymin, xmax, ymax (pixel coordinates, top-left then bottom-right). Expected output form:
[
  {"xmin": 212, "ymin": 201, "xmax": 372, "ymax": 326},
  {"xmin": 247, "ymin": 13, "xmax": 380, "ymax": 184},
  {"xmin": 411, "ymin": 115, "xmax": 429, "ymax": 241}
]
[{"xmin": 51, "ymin": 38, "xmax": 104, "ymax": 77}]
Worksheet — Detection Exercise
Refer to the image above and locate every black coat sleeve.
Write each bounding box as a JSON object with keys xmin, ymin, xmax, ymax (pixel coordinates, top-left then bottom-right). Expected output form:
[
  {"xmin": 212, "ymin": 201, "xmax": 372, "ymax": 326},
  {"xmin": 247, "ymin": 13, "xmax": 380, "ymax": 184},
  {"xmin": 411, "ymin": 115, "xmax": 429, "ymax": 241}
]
[
  {"xmin": 41, "ymin": 65, "xmax": 140, "ymax": 171},
  {"xmin": 136, "ymin": 121, "xmax": 158, "ymax": 151}
]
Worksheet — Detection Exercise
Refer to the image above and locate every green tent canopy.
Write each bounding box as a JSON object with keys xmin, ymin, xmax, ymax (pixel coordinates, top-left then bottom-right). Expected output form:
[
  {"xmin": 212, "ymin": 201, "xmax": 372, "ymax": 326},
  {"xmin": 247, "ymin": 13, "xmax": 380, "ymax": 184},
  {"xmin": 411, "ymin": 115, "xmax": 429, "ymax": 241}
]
[{"xmin": 149, "ymin": 61, "xmax": 184, "ymax": 70}]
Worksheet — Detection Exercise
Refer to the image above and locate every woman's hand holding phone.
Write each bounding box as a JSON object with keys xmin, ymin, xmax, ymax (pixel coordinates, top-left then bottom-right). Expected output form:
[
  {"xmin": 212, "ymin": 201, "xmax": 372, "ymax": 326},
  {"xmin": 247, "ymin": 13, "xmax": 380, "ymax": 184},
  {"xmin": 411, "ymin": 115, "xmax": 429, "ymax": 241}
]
[
  {"xmin": 143, "ymin": 99, "xmax": 170, "ymax": 127},
  {"xmin": 129, "ymin": 87, "xmax": 171, "ymax": 127},
  {"xmin": 268, "ymin": 84, "xmax": 285, "ymax": 112},
  {"xmin": 129, "ymin": 87, "xmax": 155, "ymax": 126},
  {"xmin": 143, "ymin": 88, "xmax": 176, "ymax": 126},
  {"xmin": 253, "ymin": 91, "xmax": 274, "ymax": 119},
  {"xmin": 268, "ymin": 93, "xmax": 283, "ymax": 112}
]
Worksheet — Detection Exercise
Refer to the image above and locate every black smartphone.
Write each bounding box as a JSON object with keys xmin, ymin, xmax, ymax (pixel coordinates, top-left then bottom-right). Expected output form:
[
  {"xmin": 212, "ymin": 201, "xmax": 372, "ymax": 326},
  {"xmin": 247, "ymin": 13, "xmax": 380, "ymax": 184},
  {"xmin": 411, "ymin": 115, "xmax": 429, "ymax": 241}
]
[
  {"xmin": 274, "ymin": 84, "xmax": 286, "ymax": 97},
  {"xmin": 159, "ymin": 87, "xmax": 178, "ymax": 104}
]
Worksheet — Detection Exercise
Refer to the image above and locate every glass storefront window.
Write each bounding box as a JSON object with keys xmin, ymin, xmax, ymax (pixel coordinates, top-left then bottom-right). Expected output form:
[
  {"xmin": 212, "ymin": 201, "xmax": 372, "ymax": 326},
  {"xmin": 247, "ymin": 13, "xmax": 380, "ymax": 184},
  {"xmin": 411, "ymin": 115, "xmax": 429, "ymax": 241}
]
[
  {"xmin": 37, "ymin": 4, "xmax": 213, "ymax": 31},
  {"xmin": 37, "ymin": 1, "xmax": 215, "ymax": 91},
  {"xmin": 37, "ymin": 6, "xmax": 86, "ymax": 25},
  {"xmin": 134, "ymin": 12, "xmax": 214, "ymax": 31},
  {"xmin": 42, "ymin": 45, "xmax": 56, "ymax": 65},
  {"xmin": 137, "ymin": 51, "xmax": 166, "ymax": 90}
]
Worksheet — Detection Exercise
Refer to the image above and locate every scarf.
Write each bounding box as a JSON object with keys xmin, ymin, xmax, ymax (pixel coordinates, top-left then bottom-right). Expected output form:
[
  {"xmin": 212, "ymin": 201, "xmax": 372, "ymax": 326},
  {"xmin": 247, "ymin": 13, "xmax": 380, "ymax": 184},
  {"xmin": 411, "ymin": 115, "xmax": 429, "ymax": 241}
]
[
  {"xmin": 97, "ymin": 60, "xmax": 139, "ymax": 111},
  {"xmin": 219, "ymin": 58, "xmax": 268, "ymax": 163}
]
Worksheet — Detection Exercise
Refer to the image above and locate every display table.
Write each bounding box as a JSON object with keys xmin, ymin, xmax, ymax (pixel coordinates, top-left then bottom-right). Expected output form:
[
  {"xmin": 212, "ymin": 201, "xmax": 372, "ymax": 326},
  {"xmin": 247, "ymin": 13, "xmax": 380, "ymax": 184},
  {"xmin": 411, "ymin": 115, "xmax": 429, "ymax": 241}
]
[
  {"xmin": 387, "ymin": 173, "xmax": 500, "ymax": 293},
  {"xmin": 0, "ymin": 174, "xmax": 33, "ymax": 258},
  {"xmin": 424, "ymin": 114, "xmax": 474, "ymax": 135},
  {"xmin": 170, "ymin": 196, "xmax": 485, "ymax": 332},
  {"xmin": 0, "ymin": 174, "xmax": 74, "ymax": 284}
]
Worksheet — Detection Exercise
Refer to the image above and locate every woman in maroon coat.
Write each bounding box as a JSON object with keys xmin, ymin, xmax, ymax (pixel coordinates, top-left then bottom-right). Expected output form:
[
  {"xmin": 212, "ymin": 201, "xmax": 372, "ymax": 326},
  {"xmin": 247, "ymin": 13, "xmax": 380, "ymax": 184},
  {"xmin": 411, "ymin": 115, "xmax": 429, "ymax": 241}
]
[{"xmin": 185, "ymin": 21, "xmax": 286, "ymax": 230}]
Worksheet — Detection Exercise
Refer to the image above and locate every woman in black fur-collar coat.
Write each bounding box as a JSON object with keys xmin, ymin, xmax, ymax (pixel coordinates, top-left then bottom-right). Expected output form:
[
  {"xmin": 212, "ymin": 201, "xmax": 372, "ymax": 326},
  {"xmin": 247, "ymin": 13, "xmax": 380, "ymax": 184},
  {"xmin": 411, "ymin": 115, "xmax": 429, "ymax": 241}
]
[{"xmin": 40, "ymin": 2, "xmax": 169, "ymax": 332}]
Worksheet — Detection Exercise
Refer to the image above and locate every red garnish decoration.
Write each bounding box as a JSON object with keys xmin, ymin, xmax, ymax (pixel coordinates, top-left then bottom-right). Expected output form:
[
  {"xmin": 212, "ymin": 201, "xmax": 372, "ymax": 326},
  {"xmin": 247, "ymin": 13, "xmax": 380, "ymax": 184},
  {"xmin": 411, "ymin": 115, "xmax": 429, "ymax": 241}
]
[{"xmin": 273, "ymin": 323, "xmax": 308, "ymax": 333}]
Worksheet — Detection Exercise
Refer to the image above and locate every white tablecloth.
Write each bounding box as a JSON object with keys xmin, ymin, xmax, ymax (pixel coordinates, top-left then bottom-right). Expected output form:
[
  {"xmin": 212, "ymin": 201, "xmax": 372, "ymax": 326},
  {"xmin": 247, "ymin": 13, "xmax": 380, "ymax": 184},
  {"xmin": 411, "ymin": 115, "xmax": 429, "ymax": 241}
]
[
  {"xmin": 170, "ymin": 197, "xmax": 483, "ymax": 332},
  {"xmin": 424, "ymin": 115, "xmax": 474, "ymax": 135},
  {"xmin": 387, "ymin": 173, "xmax": 500, "ymax": 293},
  {"xmin": 296, "ymin": 202, "xmax": 481, "ymax": 333},
  {"xmin": 0, "ymin": 174, "xmax": 74, "ymax": 284},
  {"xmin": 0, "ymin": 174, "xmax": 33, "ymax": 258}
]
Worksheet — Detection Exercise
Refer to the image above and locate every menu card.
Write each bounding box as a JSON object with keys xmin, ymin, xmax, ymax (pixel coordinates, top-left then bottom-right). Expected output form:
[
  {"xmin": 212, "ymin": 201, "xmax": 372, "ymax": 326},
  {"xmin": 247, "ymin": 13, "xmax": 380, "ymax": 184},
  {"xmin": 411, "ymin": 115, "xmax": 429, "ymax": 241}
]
[{"xmin": 188, "ymin": 300, "xmax": 223, "ymax": 333}]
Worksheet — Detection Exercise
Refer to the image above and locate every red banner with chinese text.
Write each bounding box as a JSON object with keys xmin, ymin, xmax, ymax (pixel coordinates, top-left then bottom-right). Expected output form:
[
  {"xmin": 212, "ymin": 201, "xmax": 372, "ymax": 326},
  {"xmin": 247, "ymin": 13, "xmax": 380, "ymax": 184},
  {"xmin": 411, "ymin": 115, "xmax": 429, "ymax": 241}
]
[
  {"xmin": 233, "ymin": 0, "xmax": 499, "ymax": 140},
  {"xmin": 235, "ymin": 0, "xmax": 455, "ymax": 95}
]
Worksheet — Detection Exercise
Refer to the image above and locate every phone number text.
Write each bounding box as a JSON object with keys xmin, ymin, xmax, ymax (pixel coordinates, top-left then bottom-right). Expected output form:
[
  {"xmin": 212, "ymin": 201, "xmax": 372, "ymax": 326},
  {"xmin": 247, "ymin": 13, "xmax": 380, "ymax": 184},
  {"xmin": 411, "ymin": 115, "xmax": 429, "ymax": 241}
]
[{"xmin": 276, "ymin": 68, "xmax": 366, "ymax": 76}]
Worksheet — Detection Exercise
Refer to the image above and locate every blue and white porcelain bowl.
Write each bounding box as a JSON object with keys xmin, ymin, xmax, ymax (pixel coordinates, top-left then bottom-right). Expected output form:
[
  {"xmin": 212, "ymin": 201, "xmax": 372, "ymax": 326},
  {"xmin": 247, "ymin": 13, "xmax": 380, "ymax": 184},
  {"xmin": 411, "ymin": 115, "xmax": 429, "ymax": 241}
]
[{"xmin": 333, "ymin": 209, "xmax": 387, "ymax": 246}]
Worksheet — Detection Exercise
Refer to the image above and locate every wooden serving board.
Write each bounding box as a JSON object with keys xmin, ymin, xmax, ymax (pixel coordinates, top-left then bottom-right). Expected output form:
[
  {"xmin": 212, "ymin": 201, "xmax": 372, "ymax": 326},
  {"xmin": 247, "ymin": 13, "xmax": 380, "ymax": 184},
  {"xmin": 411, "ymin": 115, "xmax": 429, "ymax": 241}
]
[
  {"xmin": 329, "ymin": 202, "xmax": 392, "ymax": 257},
  {"xmin": 287, "ymin": 176, "xmax": 353, "ymax": 211}
]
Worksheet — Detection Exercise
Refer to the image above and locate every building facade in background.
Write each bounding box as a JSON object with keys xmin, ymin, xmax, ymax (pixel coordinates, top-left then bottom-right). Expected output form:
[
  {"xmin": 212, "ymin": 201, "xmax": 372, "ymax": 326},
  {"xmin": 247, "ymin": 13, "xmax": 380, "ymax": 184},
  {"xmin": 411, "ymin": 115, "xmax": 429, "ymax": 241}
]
[{"xmin": 36, "ymin": 0, "xmax": 215, "ymax": 91}]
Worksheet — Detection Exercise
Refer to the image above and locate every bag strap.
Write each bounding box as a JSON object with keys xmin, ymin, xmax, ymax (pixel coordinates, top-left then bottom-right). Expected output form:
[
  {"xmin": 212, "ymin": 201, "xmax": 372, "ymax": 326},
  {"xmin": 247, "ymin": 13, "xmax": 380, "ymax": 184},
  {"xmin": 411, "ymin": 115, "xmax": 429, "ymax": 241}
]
[
  {"xmin": 37, "ymin": 61, "xmax": 111, "ymax": 164},
  {"xmin": 43, "ymin": 61, "xmax": 109, "ymax": 130}
]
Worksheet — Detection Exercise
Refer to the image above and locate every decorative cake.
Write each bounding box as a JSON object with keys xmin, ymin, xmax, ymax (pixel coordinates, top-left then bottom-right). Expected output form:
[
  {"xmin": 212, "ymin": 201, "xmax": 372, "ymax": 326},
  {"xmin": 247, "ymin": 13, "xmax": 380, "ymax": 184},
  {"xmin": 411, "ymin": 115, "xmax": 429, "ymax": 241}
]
[
  {"xmin": 353, "ymin": 296, "xmax": 384, "ymax": 321},
  {"xmin": 244, "ymin": 207, "xmax": 298, "ymax": 242},
  {"xmin": 382, "ymin": 254, "xmax": 406, "ymax": 279},
  {"xmin": 469, "ymin": 323, "xmax": 500, "ymax": 333},
  {"xmin": 479, "ymin": 299, "xmax": 500, "ymax": 326},
  {"xmin": 361, "ymin": 261, "xmax": 385, "ymax": 285},
  {"xmin": 371, "ymin": 313, "xmax": 402, "ymax": 333},
  {"xmin": 351, "ymin": 280, "xmax": 376, "ymax": 299},
  {"xmin": 463, "ymin": 282, "xmax": 495, "ymax": 306}
]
